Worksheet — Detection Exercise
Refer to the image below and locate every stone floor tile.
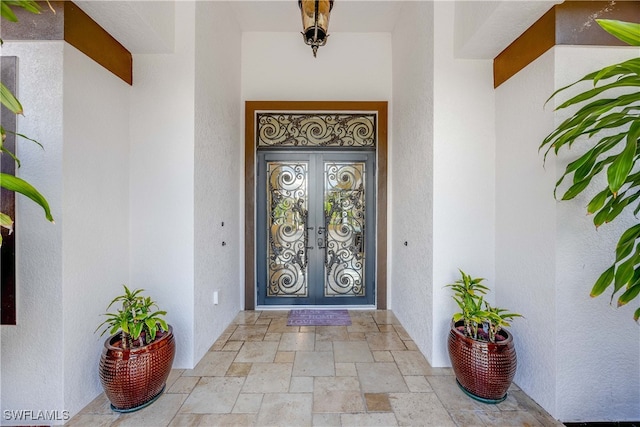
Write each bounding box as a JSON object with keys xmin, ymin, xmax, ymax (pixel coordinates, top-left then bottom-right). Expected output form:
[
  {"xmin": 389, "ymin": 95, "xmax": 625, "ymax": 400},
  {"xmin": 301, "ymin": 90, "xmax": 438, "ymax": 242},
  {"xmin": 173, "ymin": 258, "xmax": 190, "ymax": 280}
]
[
  {"xmin": 198, "ymin": 413, "xmax": 257, "ymax": 426},
  {"xmin": 365, "ymin": 393, "xmax": 393, "ymax": 412},
  {"xmin": 279, "ymin": 332, "xmax": 316, "ymax": 351},
  {"xmin": 313, "ymin": 413, "xmax": 341, "ymax": 426},
  {"xmin": 393, "ymin": 325, "xmax": 412, "ymax": 341},
  {"xmin": 223, "ymin": 324, "xmax": 238, "ymax": 335},
  {"xmin": 75, "ymin": 393, "xmax": 113, "ymax": 415},
  {"xmin": 258, "ymin": 310, "xmax": 288, "ymax": 319},
  {"xmin": 335, "ymin": 362, "xmax": 357, "ymax": 377},
  {"xmin": 366, "ymin": 332, "xmax": 407, "ymax": 351},
  {"xmin": 167, "ymin": 413, "xmax": 204, "ymax": 426},
  {"xmin": 263, "ymin": 332, "xmax": 282, "ymax": 341},
  {"xmin": 222, "ymin": 341, "xmax": 244, "ymax": 351},
  {"xmin": 256, "ymin": 393, "xmax": 313, "ymax": 426},
  {"xmin": 254, "ymin": 317, "xmax": 272, "ymax": 325},
  {"xmin": 111, "ymin": 393, "xmax": 187, "ymax": 426},
  {"xmin": 347, "ymin": 317, "xmax": 380, "ymax": 333},
  {"xmin": 242, "ymin": 362, "xmax": 293, "ymax": 393},
  {"xmin": 166, "ymin": 369, "xmax": 185, "ymax": 390},
  {"xmin": 293, "ymin": 351, "xmax": 335, "ymax": 377},
  {"xmin": 377, "ymin": 324, "xmax": 396, "ymax": 332},
  {"xmin": 300, "ymin": 326, "xmax": 316, "ymax": 333},
  {"xmin": 426, "ymin": 375, "xmax": 499, "ymax": 412},
  {"xmin": 179, "ymin": 377, "xmax": 244, "ymax": 414},
  {"xmin": 356, "ymin": 362, "xmax": 409, "ymax": 393},
  {"xmin": 290, "ymin": 376, "xmax": 314, "ymax": 393},
  {"xmin": 372, "ymin": 311, "xmax": 400, "ymax": 325},
  {"xmin": 225, "ymin": 362, "xmax": 252, "ymax": 377},
  {"xmin": 349, "ymin": 332, "xmax": 367, "ymax": 341},
  {"xmin": 447, "ymin": 410, "xmax": 487, "ymax": 427},
  {"xmin": 372, "ymin": 350, "xmax": 395, "ymax": 362},
  {"xmin": 228, "ymin": 325, "xmax": 268, "ymax": 341},
  {"xmin": 65, "ymin": 414, "xmax": 119, "ymax": 427},
  {"xmin": 476, "ymin": 410, "xmax": 544, "ymax": 426},
  {"xmin": 403, "ymin": 340, "xmax": 419, "ymax": 351},
  {"xmin": 167, "ymin": 376, "xmax": 200, "ymax": 394},
  {"xmin": 333, "ymin": 340, "xmax": 374, "ymax": 363},
  {"xmin": 275, "ymin": 351, "xmax": 296, "ymax": 363},
  {"xmin": 341, "ymin": 413, "xmax": 399, "ymax": 426},
  {"xmin": 313, "ymin": 377, "xmax": 365, "ymax": 413},
  {"xmin": 315, "ymin": 326, "xmax": 349, "ymax": 341},
  {"xmin": 314, "ymin": 340, "xmax": 333, "ymax": 352},
  {"xmin": 404, "ymin": 375, "xmax": 433, "ymax": 392},
  {"xmin": 234, "ymin": 341, "xmax": 279, "ymax": 363},
  {"xmin": 232, "ymin": 393, "xmax": 263, "ymax": 414},
  {"xmin": 391, "ymin": 350, "xmax": 433, "ymax": 375},
  {"xmin": 389, "ymin": 392, "xmax": 457, "ymax": 426},
  {"xmin": 183, "ymin": 351, "xmax": 236, "ymax": 377},
  {"xmin": 267, "ymin": 318, "xmax": 298, "ymax": 333},
  {"xmin": 506, "ymin": 390, "xmax": 565, "ymax": 426},
  {"xmin": 232, "ymin": 311, "xmax": 261, "ymax": 325}
]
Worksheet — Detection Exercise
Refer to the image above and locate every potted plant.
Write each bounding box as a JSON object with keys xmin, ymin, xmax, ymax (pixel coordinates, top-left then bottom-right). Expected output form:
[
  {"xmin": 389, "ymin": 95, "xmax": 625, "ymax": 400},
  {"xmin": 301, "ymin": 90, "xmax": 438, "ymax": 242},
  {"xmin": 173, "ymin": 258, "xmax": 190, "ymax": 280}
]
[
  {"xmin": 446, "ymin": 269, "xmax": 522, "ymax": 403},
  {"xmin": 96, "ymin": 285, "xmax": 175, "ymax": 412}
]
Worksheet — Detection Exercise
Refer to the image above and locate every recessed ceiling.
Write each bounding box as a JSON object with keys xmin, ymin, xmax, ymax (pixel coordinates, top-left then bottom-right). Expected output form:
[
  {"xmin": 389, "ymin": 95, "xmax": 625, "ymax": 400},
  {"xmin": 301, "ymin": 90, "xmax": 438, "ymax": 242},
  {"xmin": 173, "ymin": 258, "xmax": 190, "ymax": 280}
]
[{"xmin": 76, "ymin": 1, "xmax": 557, "ymax": 59}]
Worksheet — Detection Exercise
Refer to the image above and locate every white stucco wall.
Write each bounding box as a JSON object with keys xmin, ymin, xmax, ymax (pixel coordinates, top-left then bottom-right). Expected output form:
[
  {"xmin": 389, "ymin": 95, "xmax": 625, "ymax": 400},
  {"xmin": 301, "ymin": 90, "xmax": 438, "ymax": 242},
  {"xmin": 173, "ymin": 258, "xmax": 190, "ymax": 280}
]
[
  {"xmin": 0, "ymin": 41, "xmax": 65, "ymax": 424},
  {"xmin": 496, "ymin": 45, "xmax": 640, "ymax": 421},
  {"xmin": 432, "ymin": 1, "xmax": 496, "ymax": 367},
  {"xmin": 129, "ymin": 2, "xmax": 196, "ymax": 369},
  {"xmin": 241, "ymin": 32, "xmax": 391, "ymax": 102},
  {"xmin": 194, "ymin": 2, "xmax": 242, "ymax": 361},
  {"xmin": 0, "ymin": 40, "xmax": 130, "ymax": 424},
  {"xmin": 390, "ymin": 1, "xmax": 434, "ymax": 363},
  {"xmin": 61, "ymin": 44, "xmax": 131, "ymax": 417},
  {"xmin": 495, "ymin": 48, "xmax": 558, "ymax": 416}
]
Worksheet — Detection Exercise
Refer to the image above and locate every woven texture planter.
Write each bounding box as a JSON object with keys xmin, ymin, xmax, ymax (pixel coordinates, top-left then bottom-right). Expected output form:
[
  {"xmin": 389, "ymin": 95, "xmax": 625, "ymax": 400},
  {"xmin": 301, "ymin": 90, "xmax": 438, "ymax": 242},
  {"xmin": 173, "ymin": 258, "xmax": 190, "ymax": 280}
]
[
  {"xmin": 447, "ymin": 322, "xmax": 517, "ymax": 403},
  {"xmin": 99, "ymin": 325, "xmax": 175, "ymax": 412}
]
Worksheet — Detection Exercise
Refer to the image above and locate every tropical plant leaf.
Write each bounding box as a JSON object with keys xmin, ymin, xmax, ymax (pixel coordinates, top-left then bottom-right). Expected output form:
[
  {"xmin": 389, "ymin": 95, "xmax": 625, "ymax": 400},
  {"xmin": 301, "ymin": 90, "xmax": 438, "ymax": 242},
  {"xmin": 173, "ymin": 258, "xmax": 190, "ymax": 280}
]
[
  {"xmin": 591, "ymin": 265, "xmax": 615, "ymax": 297},
  {"xmin": 0, "ymin": 212, "xmax": 14, "ymax": 233},
  {"xmin": 597, "ymin": 19, "xmax": 640, "ymax": 46},
  {"xmin": 618, "ymin": 282, "xmax": 640, "ymax": 307},
  {"xmin": 0, "ymin": 173, "xmax": 53, "ymax": 222},
  {"xmin": 1, "ymin": 82, "xmax": 23, "ymax": 114}
]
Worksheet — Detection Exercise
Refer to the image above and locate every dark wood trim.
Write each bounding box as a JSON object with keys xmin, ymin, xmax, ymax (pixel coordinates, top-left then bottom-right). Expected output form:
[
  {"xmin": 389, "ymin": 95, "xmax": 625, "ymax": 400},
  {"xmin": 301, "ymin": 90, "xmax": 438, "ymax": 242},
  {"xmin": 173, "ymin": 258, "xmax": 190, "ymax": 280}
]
[
  {"xmin": 245, "ymin": 101, "xmax": 389, "ymax": 310},
  {"xmin": 494, "ymin": 1, "xmax": 640, "ymax": 88},
  {"xmin": 0, "ymin": 1, "xmax": 132, "ymax": 85},
  {"xmin": 64, "ymin": 2, "xmax": 132, "ymax": 85}
]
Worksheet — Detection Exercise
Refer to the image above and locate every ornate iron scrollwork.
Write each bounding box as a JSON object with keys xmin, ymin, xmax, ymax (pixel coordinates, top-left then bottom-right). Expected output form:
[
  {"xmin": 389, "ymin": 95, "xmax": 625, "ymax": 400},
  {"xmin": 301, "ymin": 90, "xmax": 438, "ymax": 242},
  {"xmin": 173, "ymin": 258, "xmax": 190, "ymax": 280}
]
[
  {"xmin": 267, "ymin": 162, "xmax": 309, "ymax": 297},
  {"xmin": 323, "ymin": 162, "xmax": 366, "ymax": 297},
  {"xmin": 257, "ymin": 113, "xmax": 376, "ymax": 148}
]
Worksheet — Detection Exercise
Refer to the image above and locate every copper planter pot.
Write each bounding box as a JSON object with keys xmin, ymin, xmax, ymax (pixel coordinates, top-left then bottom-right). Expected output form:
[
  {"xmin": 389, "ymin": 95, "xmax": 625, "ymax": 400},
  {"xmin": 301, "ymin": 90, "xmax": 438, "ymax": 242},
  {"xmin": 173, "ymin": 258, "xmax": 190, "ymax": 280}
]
[
  {"xmin": 99, "ymin": 325, "xmax": 175, "ymax": 412},
  {"xmin": 447, "ymin": 322, "xmax": 517, "ymax": 403}
]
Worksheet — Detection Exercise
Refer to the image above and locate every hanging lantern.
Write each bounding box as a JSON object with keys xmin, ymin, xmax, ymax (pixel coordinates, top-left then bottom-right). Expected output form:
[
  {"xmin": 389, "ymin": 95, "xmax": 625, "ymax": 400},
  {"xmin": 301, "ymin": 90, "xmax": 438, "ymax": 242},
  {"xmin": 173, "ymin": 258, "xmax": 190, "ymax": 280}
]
[{"xmin": 299, "ymin": 0, "xmax": 333, "ymax": 57}]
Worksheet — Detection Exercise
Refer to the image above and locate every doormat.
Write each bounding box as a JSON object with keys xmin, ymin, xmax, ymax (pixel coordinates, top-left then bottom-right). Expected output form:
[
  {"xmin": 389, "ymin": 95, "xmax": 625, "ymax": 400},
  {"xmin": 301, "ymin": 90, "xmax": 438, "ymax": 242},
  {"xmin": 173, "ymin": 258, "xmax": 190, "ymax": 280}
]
[{"xmin": 287, "ymin": 309, "xmax": 352, "ymax": 326}]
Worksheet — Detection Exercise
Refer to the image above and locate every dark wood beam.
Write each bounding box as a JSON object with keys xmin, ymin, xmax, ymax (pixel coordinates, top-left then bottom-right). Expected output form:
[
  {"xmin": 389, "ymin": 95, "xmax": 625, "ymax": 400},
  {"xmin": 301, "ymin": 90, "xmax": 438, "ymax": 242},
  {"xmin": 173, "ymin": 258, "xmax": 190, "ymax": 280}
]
[
  {"xmin": 0, "ymin": 1, "xmax": 132, "ymax": 85},
  {"xmin": 494, "ymin": 1, "xmax": 640, "ymax": 88}
]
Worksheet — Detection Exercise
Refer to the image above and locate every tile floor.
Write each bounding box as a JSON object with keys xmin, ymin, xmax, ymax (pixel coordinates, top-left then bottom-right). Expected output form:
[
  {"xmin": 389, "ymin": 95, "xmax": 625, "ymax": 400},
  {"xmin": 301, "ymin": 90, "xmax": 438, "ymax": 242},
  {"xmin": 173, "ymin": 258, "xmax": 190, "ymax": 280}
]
[{"xmin": 68, "ymin": 310, "xmax": 563, "ymax": 427}]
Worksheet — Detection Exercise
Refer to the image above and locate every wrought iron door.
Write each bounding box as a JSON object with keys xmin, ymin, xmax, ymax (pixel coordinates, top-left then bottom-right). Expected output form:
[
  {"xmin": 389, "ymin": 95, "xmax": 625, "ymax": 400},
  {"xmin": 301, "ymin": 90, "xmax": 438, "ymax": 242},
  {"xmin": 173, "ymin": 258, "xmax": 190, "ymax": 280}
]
[{"xmin": 257, "ymin": 152, "xmax": 375, "ymax": 306}]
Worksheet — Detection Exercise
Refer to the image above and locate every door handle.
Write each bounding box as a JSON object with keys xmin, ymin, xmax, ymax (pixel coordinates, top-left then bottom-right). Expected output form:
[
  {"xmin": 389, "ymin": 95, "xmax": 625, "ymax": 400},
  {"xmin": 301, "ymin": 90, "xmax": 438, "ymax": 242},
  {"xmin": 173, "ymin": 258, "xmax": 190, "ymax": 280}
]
[
  {"xmin": 317, "ymin": 227, "xmax": 326, "ymax": 249},
  {"xmin": 306, "ymin": 226, "xmax": 314, "ymax": 249}
]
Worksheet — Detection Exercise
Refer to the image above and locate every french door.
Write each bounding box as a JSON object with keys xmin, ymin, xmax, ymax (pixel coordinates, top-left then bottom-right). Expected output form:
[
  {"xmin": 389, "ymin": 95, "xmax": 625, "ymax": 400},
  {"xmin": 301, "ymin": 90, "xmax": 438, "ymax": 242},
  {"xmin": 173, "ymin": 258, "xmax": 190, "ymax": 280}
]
[{"xmin": 257, "ymin": 151, "xmax": 376, "ymax": 306}]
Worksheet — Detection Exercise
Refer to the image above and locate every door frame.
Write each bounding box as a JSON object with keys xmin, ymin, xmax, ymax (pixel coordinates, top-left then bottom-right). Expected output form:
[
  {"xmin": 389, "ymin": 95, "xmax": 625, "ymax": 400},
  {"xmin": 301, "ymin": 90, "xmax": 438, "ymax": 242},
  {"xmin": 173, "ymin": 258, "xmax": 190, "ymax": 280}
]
[{"xmin": 245, "ymin": 101, "xmax": 388, "ymax": 310}]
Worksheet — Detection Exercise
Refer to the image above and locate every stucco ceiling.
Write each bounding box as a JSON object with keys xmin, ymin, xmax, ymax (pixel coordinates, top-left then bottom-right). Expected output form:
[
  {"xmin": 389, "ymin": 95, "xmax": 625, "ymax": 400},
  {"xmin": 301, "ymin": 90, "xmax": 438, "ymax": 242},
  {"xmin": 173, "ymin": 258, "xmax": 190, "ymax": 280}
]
[{"xmin": 75, "ymin": 0, "xmax": 559, "ymax": 59}]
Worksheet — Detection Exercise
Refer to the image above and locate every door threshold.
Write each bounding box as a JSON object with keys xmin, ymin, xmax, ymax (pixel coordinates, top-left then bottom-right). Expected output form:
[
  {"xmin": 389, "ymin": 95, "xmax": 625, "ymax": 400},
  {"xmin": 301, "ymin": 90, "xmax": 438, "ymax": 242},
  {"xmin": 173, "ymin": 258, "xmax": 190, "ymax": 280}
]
[{"xmin": 255, "ymin": 305, "xmax": 377, "ymax": 311}]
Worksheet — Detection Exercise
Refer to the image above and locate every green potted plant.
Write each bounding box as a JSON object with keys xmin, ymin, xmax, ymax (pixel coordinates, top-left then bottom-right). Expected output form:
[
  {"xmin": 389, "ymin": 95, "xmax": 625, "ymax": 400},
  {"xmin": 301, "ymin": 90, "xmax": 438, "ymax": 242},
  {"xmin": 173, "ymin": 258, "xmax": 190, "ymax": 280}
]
[
  {"xmin": 446, "ymin": 269, "xmax": 522, "ymax": 403},
  {"xmin": 541, "ymin": 19, "xmax": 640, "ymax": 320},
  {"xmin": 96, "ymin": 285, "xmax": 175, "ymax": 412}
]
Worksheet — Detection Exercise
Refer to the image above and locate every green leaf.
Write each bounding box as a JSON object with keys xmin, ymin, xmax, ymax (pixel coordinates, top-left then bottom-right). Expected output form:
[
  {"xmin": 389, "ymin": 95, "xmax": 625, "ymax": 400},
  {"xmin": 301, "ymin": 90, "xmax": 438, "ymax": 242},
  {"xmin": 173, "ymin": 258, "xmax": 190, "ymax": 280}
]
[
  {"xmin": 615, "ymin": 224, "xmax": 640, "ymax": 260},
  {"xmin": 618, "ymin": 282, "xmax": 640, "ymax": 307},
  {"xmin": 591, "ymin": 265, "xmax": 615, "ymax": 297},
  {"xmin": 0, "ymin": 82, "xmax": 23, "ymax": 114},
  {"xmin": 587, "ymin": 189, "xmax": 610, "ymax": 214},
  {"xmin": 634, "ymin": 307, "xmax": 640, "ymax": 322},
  {"xmin": 607, "ymin": 121, "xmax": 640, "ymax": 195},
  {"xmin": 0, "ymin": 211, "xmax": 14, "ymax": 233},
  {"xmin": 1, "ymin": 3, "xmax": 18, "ymax": 21},
  {"xmin": 0, "ymin": 173, "xmax": 54, "ymax": 222},
  {"xmin": 597, "ymin": 19, "xmax": 640, "ymax": 46}
]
